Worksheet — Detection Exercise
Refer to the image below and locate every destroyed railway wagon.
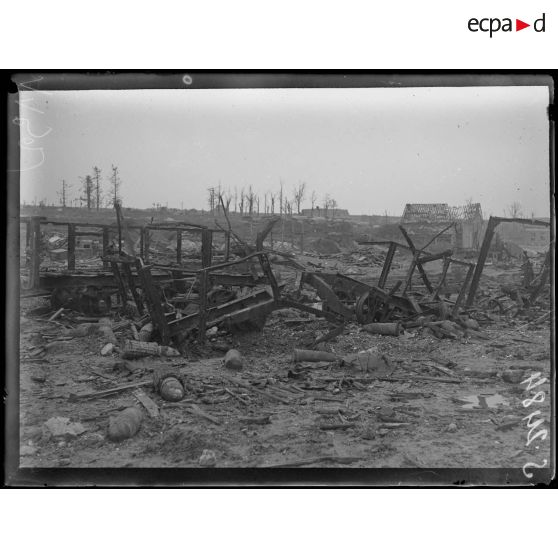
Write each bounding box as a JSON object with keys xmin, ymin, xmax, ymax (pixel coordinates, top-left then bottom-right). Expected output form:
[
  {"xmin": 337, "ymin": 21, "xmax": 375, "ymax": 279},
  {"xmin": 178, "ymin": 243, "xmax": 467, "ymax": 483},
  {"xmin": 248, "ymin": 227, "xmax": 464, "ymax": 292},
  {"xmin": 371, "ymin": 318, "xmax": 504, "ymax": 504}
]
[
  {"xmin": 20, "ymin": 208, "xmax": 551, "ymax": 354},
  {"xmin": 20, "ymin": 214, "xmax": 237, "ymax": 312}
]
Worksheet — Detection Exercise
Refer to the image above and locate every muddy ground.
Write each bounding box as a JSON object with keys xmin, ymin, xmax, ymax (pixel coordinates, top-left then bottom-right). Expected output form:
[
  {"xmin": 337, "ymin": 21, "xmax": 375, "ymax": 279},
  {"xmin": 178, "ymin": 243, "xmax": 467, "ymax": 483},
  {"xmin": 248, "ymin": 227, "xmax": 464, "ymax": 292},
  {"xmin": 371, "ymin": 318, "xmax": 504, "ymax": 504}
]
[{"xmin": 18, "ymin": 271, "xmax": 552, "ymax": 471}]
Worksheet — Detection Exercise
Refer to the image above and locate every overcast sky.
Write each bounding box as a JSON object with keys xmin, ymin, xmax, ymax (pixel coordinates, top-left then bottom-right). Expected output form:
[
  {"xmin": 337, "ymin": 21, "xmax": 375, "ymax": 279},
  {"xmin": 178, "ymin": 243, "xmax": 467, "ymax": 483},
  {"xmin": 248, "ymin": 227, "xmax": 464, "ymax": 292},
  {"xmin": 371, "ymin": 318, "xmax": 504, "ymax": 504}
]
[{"xmin": 18, "ymin": 85, "xmax": 551, "ymax": 217}]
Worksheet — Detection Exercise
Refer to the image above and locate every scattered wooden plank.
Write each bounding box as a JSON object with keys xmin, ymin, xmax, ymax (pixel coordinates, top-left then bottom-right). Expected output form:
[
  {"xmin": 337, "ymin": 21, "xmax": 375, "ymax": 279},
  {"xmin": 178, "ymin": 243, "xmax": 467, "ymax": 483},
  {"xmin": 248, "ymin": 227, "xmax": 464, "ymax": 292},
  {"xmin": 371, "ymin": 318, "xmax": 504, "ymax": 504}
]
[
  {"xmin": 308, "ymin": 324, "xmax": 345, "ymax": 348},
  {"xmin": 428, "ymin": 363, "xmax": 455, "ymax": 377},
  {"xmin": 318, "ymin": 423, "xmax": 355, "ymax": 430},
  {"xmin": 379, "ymin": 422, "xmax": 411, "ymax": 428},
  {"xmin": 68, "ymin": 379, "xmax": 152, "ymax": 402},
  {"xmin": 410, "ymin": 375, "xmax": 463, "ymax": 384},
  {"xmin": 89, "ymin": 369, "xmax": 118, "ymax": 381},
  {"xmin": 48, "ymin": 307, "xmax": 65, "ymax": 322},
  {"xmin": 228, "ymin": 377, "xmax": 289, "ymax": 404},
  {"xmin": 133, "ymin": 388, "xmax": 160, "ymax": 418},
  {"xmin": 224, "ymin": 387, "xmax": 250, "ymax": 406},
  {"xmin": 309, "ymin": 395, "xmax": 345, "ymax": 402},
  {"xmin": 238, "ymin": 415, "xmax": 271, "ymax": 425},
  {"xmin": 184, "ymin": 404, "xmax": 221, "ymax": 425}
]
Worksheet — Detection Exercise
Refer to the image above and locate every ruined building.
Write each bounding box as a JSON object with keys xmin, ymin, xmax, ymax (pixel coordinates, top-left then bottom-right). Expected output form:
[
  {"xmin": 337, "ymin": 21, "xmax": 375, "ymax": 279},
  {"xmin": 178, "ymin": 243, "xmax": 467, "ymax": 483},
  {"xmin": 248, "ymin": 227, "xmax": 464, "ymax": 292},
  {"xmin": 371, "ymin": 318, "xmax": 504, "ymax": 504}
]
[{"xmin": 400, "ymin": 202, "xmax": 484, "ymax": 251}]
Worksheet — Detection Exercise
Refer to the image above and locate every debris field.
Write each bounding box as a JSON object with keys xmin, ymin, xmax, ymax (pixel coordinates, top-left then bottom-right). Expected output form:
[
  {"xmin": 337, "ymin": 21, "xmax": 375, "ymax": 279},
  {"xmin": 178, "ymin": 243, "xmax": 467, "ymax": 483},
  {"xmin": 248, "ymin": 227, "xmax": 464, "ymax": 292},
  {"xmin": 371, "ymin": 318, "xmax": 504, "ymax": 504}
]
[{"xmin": 19, "ymin": 207, "xmax": 552, "ymax": 469}]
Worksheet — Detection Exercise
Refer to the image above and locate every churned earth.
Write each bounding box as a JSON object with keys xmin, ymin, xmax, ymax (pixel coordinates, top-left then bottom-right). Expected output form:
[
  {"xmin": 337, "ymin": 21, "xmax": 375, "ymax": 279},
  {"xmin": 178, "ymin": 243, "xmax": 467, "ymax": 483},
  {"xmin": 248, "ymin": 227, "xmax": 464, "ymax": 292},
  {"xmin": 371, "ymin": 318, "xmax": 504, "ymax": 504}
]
[{"xmin": 18, "ymin": 295, "xmax": 552, "ymax": 473}]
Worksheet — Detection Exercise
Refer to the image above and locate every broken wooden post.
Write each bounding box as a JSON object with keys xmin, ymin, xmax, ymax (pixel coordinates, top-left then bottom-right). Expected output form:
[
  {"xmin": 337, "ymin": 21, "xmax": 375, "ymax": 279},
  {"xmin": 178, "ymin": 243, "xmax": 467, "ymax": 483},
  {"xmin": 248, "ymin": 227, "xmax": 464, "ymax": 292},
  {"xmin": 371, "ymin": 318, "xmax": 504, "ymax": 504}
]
[
  {"xmin": 139, "ymin": 226, "xmax": 145, "ymax": 260},
  {"xmin": 401, "ymin": 259, "xmax": 416, "ymax": 295},
  {"xmin": 122, "ymin": 261, "xmax": 144, "ymax": 314},
  {"xmin": 67, "ymin": 223, "xmax": 76, "ymax": 271},
  {"xmin": 102, "ymin": 227, "xmax": 110, "ymax": 270},
  {"xmin": 198, "ymin": 269, "xmax": 208, "ymax": 344},
  {"xmin": 201, "ymin": 229, "xmax": 212, "ymax": 268},
  {"xmin": 466, "ymin": 216, "xmax": 498, "ymax": 307},
  {"xmin": 378, "ymin": 241, "xmax": 396, "ymax": 289},
  {"xmin": 28, "ymin": 216, "xmax": 41, "ymax": 289},
  {"xmin": 452, "ymin": 263, "xmax": 475, "ymax": 318},
  {"xmin": 136, "ymin": 261, "xmax": 171, "ymax": 345},
  {"xmin": 176, "ymin": 230, "xmax": 182, "ymax": 265},
  {"xmin": 143, "ymin": 228, "xmax": 150, "ymax": 263},
  {"xmin": 431, "ymin": 256, "xmax": 451, "ymax": 301},
  {"xmin": 114, "ymin": 201, "xmax": 123, "ymax": 254},
  {"xmin": 110, "ymin": 262, "xmax": 128, "ymax": 304},
  {"xmin": 225, "ymin": 230, "xmax": 231, "ymax": 261}
]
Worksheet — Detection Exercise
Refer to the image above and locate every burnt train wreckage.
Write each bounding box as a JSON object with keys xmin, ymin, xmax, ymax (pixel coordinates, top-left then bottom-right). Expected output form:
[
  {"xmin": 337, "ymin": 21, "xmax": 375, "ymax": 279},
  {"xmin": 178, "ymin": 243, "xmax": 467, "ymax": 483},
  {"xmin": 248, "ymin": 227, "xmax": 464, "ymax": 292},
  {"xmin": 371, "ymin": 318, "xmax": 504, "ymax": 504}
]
[{"xmin": 21, "ymin": 204, "xmax": 551, "ymax": 351}]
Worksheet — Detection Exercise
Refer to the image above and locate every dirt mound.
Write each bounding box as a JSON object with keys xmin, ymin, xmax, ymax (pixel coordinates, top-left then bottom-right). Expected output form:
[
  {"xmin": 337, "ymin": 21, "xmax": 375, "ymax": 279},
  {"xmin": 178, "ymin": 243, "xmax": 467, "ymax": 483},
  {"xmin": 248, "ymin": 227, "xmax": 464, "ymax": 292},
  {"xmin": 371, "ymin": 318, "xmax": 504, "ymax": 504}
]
[{"xmin": 311, "ymin": 237, "xmax": 342, "ymax": 254}]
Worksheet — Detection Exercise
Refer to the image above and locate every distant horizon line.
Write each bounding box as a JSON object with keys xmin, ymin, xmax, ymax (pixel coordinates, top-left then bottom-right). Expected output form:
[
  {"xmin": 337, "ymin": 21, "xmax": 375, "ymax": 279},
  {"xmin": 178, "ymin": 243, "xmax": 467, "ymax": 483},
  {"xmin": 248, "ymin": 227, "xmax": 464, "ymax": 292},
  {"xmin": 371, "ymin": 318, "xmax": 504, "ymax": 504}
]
[{"xmin": 19, "ymin": 203, "xmax": 551, "ymax": 221}]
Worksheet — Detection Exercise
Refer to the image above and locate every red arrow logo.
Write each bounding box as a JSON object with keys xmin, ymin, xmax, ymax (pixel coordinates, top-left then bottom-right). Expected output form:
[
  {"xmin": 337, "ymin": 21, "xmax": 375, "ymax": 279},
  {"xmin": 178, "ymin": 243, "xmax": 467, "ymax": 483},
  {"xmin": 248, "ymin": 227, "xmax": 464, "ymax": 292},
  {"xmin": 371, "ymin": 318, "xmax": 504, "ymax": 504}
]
[{"xmin": 516, "ymin": 19, "xmax": 530, "ymax": 31}]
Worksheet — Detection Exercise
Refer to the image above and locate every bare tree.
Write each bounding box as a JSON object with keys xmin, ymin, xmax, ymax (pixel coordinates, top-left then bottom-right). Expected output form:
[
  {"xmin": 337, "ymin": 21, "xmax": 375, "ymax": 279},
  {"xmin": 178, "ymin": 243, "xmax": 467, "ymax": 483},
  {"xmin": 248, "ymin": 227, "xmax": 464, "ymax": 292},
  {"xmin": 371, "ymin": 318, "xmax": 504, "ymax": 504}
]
[
  {"xmin": 322, "ymin": 194, "xmax": 331, "ymax": 218},
  {"xmin": 247, "ymin": 185, "xmax": 255, "ymax": 216},
  {"xmin": 293, "ymin": 181, "xmax": 306, "ymax": 214},
  {"xmin": 80, "ymin": 175, "xmax": 94, "ymax": 210},
  {"xmin": 270, "ymin": 192, "xmax": 276, "ymax": 214},
  {"xmin": 222, "ymin": 188, "xmax": 232, "ymax": 213},
  {"xmin": 506, "ymin": 201, "xmax": 523, "ymax": 218},
  {"xmin": 57, "ymin": 179, "xmax": 72, "ymax": 207},
  {"xmin": 233, "ymin": 186, "xmax": 238, "ymax": 213},
  {"xmin": 108, "ymin": 165, "xmax": 122, "ymax": 206},
  {"xmin": 92, "ymin": 166, "xmax": 102, "ymax": 210},
  {"xmin": 216, "ymin": 182, "xmax": 222, "ymax": 215},
  {"xmin": 330, "ymin": 198, "xmax": 338, "ymax": 220},
  {"xmin": 279, "ymin": 179, "xmax": 284, "ymax": 217},
  {"xmin": 310, "ymin": 190, "xmax": 317, "ymax": 217},
  {"xmin": 239, "ymin": 187, "xmax": 245, "ymax": 215},
  {"xmin": 207, "ymin": 187, "xmax": 216, "ymax": 214}
]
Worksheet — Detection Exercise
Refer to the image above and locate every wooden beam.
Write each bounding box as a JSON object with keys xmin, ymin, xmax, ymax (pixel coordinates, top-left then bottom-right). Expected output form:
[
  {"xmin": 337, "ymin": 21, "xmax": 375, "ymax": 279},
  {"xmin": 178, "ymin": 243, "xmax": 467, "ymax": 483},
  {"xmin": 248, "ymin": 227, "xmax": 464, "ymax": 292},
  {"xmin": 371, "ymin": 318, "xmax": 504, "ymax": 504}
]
[
  {"xmin": 110, "ymin": 262, "xmax": 128, "ymax": 304},
  {"xmin": 143, "ymin": 228, "xmax": 150, "ymax": 263},
  {"xmin": 378, "ymin": 241, "xmax": 396, "ymax": 289},
  {"xmin": 102, "ymin": 227, "xmax": 110, "ymax": 270},
  {"xmin": 198, "ymin": 269, "xmax": 208, "ymax": 344},
  {"xmin": 201, "ymin": 229, "xmax": 213, "ymax": 268},
  {"xmin": 431, "ymin": 256, "xmax": 451, "ymax": 301},
  {"xmin": 452, "ymin": 263, "xmax": 475, "ymax": 318},
  {"xmin": 67, "ymin": 223, "xmax": 76, "ymax": 271},
  {"xmin": 122, "ymin": 262, "xmax": 145, "ymax": 314},
  {"xmin": 136, "ymin": 262, "xmax": 171, "ymax": 345},
  {"xmin": 466, "ymin": 216, "xmax": 497, "ymax": 307},
  {"xmin": 28, "ymin": 216, "xmax": 41, "ymax": 289},
  {"xmin": 176, "ymin": 231, "xmax": 182, "ymax": 265},
  {"xmin": 225, "ymin": 231, "xmax": 231, "ymax": 261}
]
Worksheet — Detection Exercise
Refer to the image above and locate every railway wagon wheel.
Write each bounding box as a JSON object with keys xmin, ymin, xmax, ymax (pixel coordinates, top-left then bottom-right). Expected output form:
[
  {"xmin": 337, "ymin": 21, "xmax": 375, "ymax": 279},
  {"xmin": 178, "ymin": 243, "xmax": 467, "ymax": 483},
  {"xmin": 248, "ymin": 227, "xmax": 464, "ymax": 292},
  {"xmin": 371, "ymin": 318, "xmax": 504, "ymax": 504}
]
[{"xmin": 355, "ymin": 291, "xmax": 391, "ymax": 324}]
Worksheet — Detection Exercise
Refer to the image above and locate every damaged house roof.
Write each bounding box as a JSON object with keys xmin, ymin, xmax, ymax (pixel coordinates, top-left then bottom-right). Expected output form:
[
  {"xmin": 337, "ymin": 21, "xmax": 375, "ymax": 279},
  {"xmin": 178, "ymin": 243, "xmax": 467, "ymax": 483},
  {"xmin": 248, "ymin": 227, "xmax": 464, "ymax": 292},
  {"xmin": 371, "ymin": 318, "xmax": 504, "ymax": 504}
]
[{"xmin": 401, "ymin": 203, "xmax": 483, "ymax": 224}]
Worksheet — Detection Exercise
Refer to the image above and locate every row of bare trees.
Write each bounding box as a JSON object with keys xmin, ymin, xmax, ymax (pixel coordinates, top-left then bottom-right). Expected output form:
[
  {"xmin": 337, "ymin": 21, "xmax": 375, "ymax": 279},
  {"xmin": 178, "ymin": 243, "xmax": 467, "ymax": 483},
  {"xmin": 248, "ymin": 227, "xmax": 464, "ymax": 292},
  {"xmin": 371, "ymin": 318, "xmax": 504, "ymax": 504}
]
[
  {"xmin": 206, "ymin": 180, "xmax": 339, "ymax": 219},
  {"xmin": 57, "ymin": 165, "xmax": 122, "ymax": 209}
]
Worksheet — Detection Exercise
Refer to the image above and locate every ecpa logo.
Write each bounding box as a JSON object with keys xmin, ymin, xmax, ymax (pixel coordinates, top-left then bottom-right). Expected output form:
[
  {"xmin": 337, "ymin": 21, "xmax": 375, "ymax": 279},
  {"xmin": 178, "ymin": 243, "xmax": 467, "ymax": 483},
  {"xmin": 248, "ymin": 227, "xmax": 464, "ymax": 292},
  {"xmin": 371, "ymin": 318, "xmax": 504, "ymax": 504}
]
[{"xmin": 468, "ymin": 13, "xmax": 546, "ymax": 37}]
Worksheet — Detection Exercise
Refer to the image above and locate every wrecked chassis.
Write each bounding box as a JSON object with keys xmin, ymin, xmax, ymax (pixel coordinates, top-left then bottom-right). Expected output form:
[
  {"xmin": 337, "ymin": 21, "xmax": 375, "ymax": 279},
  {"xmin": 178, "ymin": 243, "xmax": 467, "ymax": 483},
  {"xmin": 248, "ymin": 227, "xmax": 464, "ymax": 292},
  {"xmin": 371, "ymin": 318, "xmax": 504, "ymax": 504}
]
[{"xmin": 300, "ymin": 226, "xmax": 477, "ymax": 326}]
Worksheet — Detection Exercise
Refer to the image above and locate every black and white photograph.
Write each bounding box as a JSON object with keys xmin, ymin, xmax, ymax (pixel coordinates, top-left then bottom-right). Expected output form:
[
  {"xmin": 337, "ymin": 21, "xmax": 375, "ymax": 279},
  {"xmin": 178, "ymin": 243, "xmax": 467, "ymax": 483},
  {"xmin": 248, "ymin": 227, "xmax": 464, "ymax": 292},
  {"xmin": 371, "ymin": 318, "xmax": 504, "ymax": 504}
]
[{"xmin": 5, "ymin": 72, "xmax": 555, "ymax": 485}]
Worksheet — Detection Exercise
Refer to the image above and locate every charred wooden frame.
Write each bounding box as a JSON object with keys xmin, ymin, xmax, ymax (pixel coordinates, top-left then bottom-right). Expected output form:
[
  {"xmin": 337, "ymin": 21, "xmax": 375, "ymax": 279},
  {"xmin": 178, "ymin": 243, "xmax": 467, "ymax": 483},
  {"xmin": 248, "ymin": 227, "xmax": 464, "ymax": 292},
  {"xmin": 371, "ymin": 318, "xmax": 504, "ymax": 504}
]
[{"xmin": 465, "ymin": 215, "xmax": 551, "ymax": 307}]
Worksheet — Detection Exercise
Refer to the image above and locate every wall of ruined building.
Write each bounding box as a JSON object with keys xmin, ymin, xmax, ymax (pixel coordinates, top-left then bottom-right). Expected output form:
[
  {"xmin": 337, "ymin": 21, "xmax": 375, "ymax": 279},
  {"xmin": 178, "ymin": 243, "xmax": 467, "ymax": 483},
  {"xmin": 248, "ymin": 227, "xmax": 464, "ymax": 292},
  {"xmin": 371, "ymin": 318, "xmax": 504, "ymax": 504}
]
[{"xmin": 497, "ymin": 222, "xmax": 550, "ymax": 250}]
